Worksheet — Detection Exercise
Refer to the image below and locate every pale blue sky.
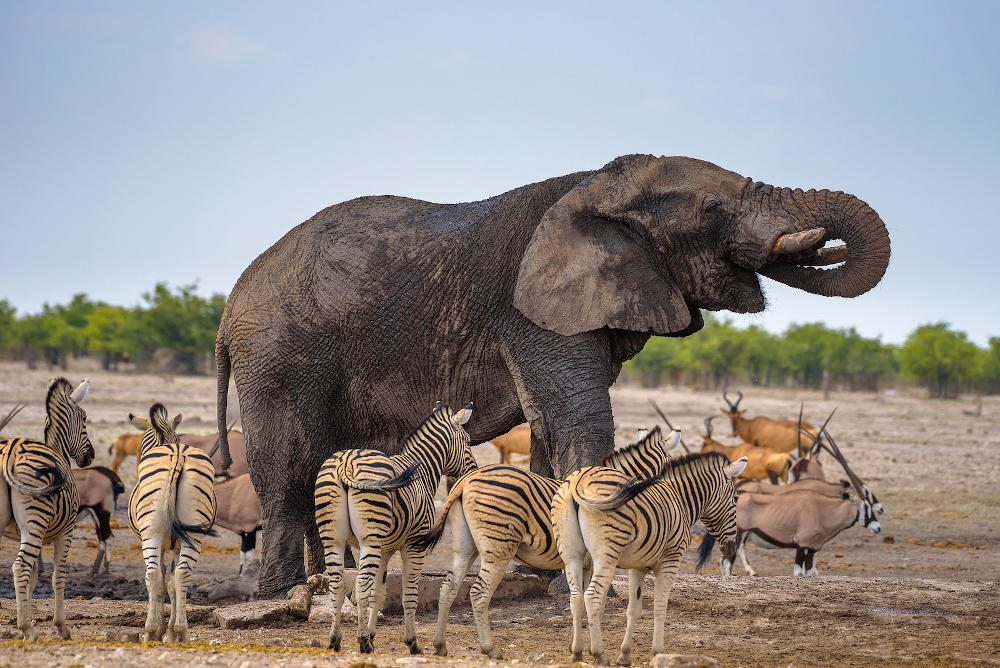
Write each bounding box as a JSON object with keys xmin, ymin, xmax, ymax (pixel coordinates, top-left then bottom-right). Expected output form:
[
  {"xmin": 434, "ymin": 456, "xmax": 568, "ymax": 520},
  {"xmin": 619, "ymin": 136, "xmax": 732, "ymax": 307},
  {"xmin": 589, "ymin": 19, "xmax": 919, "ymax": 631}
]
[{"xmin": 1, "ymin": 2, "xmax": 997, "ymax": 344}]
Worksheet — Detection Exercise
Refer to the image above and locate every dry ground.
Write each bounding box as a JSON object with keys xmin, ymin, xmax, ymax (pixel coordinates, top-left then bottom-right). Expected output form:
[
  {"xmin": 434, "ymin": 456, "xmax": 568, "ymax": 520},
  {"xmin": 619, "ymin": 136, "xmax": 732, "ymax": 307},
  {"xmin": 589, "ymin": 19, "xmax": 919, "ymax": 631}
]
[{"xmin": 0, "ymin": 362, "xmax": 997, "ymax": 667}]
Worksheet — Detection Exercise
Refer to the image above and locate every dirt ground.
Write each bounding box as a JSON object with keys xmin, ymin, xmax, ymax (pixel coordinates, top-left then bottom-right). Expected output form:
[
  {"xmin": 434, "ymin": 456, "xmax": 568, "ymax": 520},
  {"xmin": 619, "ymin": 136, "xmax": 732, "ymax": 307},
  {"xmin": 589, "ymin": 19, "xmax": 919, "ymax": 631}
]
[{"xmin": 0, "ymin": 362, "xmax": 998, "ymax": 667}]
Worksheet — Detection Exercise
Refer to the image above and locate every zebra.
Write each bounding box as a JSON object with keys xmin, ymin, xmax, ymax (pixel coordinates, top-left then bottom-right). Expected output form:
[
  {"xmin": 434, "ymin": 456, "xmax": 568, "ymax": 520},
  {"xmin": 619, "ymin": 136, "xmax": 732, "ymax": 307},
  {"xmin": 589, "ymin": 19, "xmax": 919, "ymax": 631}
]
[
  {"xmin": 0, "ymin": 378, "xmax": 94, "ymax": 640},
  {"xmin": 127, "ymin": 403, "xmax": 217, "ymax": 643},
  {"xmin": 413, "ymin": 427, "xmax": 683, "ymax": 659},
  {"xmin": 314, "ymin": 402, "xmax": 477, "ymax": 655},
  {"xmin": 551, "ymin": 451, "xmax": 747, "ymax": 666}
]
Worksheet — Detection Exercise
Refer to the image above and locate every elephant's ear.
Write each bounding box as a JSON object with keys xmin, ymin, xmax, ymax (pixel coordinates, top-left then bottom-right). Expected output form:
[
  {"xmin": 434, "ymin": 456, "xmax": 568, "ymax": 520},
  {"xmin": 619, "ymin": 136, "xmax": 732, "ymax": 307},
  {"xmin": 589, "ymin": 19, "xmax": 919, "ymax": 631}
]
[{"xmin": 513, "ymin": 157, "xmax": 694, "ymax": 337}]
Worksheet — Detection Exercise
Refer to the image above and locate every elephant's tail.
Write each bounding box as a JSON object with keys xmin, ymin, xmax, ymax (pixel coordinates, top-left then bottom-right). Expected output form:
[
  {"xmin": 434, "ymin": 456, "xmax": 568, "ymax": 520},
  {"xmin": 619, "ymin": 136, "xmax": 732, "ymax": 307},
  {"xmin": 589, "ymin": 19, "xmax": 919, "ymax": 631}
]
[{"xmin": 215, "ymin": 336, "xmax": 233, "ymax": 473}]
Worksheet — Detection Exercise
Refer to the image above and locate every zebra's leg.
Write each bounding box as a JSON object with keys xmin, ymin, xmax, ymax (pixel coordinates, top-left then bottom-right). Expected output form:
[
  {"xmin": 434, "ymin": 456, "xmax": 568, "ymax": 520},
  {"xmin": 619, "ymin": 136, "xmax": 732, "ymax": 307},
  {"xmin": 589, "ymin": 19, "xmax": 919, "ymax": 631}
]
[
  {"xmin": 12, "ymin": 510, "xmax": 43, "ymax": 641},
  {"xmin": 616, "ymin": 568, "xmax": 644, "ymax": 666},
  {"xmin": 317, "ymin": 481, "xmax": 351, "ymax": 651},
  {"xmin": 140, "ymin": 536, "xmax": 166, "ymax": 642},
  {"xmin": 555, "ymin": 501, "xmax": 589, "ymax": 663},
  {"xmin": 167, "ymin": 540, "xmax": 201, "ymax": 642},
  {"xmin": 650, "ymin": 555, "xmax": 682, "ymax": 656},
  {"xmin": 354, "ymin": 545, "xmax": 381, "ymax": 653},
  {"xmin": 401, "ymin": 548, "xmax": 426, "ymax": 654},
  {"xmin": 51, "ymin": 532, "xmax": 72, "ymax": 639},
  {"xmin": 470, "ymin": 549, "xmax": 516, "ymax": 659},
  {"xmin": 433, "ymin": 507, "xmax": 477, "ymax": 656},
  {"xmin": 583, "ymin": 557, "xmax": 619, "ymax": 666}
]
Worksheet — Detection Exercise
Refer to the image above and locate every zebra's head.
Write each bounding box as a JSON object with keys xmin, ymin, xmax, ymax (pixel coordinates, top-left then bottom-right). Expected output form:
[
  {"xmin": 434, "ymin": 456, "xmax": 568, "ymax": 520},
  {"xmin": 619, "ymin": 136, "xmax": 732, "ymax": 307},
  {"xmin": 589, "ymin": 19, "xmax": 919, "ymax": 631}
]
[
  {"xmin": 700, "ymin": 454, "xmax": 747, "ymax": 562},
  {"xmin": 129, "ymin": 403, "xmax": 183, "ymax": 453},
  {"xmin": 439, "ymin": 402, "xmax": 477, "ymax": 479},
  {"xmin": 45, "ymin": 377, "xmax": 94, "ymax": 467}
]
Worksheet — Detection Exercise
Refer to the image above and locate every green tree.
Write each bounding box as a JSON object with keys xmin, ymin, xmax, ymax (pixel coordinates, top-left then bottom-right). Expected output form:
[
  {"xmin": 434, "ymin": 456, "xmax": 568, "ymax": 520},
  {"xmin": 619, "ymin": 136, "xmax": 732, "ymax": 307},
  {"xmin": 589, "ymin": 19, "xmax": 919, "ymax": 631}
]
[
  {"xmin": 897, "ymin": 323, "xmax": 979, "ymax": 398},
  {"xmin": 85, "ymin": 304, "xmax": 142, "ymax": 370},
  {"xmin": 140, "ymin": 283, "xmax": 226, "ymax": 374},
  {"xmin": 0, "ymin": 299, "xmax": 15, "ymax": 353}
]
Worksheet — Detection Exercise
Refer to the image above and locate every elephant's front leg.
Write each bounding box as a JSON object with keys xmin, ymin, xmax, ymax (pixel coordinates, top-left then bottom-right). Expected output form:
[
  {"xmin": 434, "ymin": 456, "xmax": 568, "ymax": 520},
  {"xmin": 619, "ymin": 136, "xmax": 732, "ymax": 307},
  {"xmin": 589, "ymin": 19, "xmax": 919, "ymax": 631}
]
[
  {"xmin": 255, "ymin": 487, "xmax": 312, "ymax": 598},
  {"xmin": 506, "ymin": 334, "xmax": 616, "ymax": 478}
]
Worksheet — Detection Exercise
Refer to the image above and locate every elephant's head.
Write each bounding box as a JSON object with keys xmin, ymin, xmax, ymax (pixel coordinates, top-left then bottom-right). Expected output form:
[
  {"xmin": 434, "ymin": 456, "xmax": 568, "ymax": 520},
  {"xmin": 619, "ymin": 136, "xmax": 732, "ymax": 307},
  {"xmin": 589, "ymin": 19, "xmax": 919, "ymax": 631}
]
[{"xmin": 514, "ymin": 155, "xmax": 890, "ymax": 336}]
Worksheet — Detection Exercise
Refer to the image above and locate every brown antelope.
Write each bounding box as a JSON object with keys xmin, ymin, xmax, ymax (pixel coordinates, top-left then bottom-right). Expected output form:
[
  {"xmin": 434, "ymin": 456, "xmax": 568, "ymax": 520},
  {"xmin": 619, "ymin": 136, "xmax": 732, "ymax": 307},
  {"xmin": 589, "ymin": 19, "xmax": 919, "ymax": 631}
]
[
  {"xmin": 701, "ymin": 417, "xmax": 792, "ymax": 484},
  {"xmin": 72, "ymin": 466, "xmax": 124, "ymax": 574},
  {"xmin": 213, "ymin": 474, "xmax": 262, "ymax": 576},
  {"xmin": 109, "ymin": 423, "xmax": 245, "ymax": 477},
  {"xmin": 699, "ymin": 488, "xmax": 880, "ymax": 576},
  {"xmin": 736, "ymin": 477, "xmax": 851, "ymax": 498},
  {"xmin": 721, "ymin": 391, "xmax": 820, "ymax": 455},
  {"xmin": 491, "ymin": 423, "xmax": 620, "ymax": 464}
]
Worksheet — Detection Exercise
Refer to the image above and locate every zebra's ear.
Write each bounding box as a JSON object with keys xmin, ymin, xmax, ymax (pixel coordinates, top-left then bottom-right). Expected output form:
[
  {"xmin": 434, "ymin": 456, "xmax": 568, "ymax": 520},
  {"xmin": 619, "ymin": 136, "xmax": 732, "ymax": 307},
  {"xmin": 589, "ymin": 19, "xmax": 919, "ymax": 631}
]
[
  {"xmin": 665, "ymin": 428, "xmax": 683, "ymax": 453},
  {"xmin": 452, "ymin": 403, "xmax": 473, "ymax": 426},
  {"xmin": 724, "ymin": 456, "xmax": 748, "ymax": 479},
  {"xmin": 171, "ymin": 413, "xmax": 183, "ymax": 430},
  {"xmin": 70, "ymin": 378, "xmax": 90, "ymax": 403},
  {"xmin": 129, "ymin": 413, "xmax": 150, "ymax": 431}
]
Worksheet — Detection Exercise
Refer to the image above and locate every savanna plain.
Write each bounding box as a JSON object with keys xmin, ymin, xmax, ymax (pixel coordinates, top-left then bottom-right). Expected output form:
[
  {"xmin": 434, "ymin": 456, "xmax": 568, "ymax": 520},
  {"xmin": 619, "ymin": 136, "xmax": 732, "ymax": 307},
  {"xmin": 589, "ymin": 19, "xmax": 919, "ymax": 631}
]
[{"xmin": 0, "ymin": 363, "xmax": 997, "ymax": 667}]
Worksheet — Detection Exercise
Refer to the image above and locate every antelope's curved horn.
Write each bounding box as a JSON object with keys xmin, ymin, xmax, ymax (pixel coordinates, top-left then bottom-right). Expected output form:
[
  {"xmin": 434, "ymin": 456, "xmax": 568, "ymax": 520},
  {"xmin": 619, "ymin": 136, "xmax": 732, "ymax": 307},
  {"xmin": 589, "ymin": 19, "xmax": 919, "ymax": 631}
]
[
  {"xmin": 735, "ymin": 389, "xmax": 744, "ymax": 408},
  {"xmin": 770, "ymin": 227, "xmax": 826, "ymax": 258}
]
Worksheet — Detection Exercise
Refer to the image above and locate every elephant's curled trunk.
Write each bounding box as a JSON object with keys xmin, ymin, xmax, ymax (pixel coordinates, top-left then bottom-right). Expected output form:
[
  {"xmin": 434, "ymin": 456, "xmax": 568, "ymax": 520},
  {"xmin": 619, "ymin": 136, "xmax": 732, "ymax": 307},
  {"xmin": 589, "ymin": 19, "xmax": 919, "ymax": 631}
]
[{"xmin": 761, "ymin": 189, "xmax": 890, "ymax": 298}]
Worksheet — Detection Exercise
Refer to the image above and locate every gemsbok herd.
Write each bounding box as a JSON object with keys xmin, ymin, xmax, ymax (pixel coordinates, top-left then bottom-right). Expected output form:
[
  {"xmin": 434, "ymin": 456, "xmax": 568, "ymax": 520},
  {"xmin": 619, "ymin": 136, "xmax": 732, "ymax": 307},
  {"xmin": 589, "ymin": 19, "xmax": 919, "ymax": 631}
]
[{"xmin": 0, "ymin": 381, "xmax": 883, "ymax": 664}]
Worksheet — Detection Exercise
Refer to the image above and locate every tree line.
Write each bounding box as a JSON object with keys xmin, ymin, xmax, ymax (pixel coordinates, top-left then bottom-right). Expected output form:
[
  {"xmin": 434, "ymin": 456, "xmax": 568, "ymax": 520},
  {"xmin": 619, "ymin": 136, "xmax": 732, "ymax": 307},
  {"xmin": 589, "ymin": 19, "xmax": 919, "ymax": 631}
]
[
  {"xmin": 0, "ymin": 284, "xmax": 225, "ymax": 375},
  {"xmin": 621, "ymin": 315, "xmax": 1000, "ymax": 399},
  {"xmin": 1, "ymin": 288, "xmax": 997, "ymax": 398}
]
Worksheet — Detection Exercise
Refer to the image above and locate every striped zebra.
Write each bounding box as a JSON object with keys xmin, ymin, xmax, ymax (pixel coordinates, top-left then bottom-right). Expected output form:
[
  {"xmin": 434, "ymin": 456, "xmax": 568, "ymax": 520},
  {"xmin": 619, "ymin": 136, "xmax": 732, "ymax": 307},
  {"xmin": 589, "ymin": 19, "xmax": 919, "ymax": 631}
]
[
  {"xmin": 551, "ymin": 451, "xmax": 746, "ymax": 666},
  {"xmin": 314, "ymin": 402, "xmax": 477, "ymax": 655},
  {"xmin": 127, "ymin": 403, "xmax": 217, "ymax": 643},
  {"xmin": 0, "ymin": 378, "xmax": 94, "ymax": 641},
  {"xmin": 414, "ymin": 427, "xmax": 682, "ymax": 659}
]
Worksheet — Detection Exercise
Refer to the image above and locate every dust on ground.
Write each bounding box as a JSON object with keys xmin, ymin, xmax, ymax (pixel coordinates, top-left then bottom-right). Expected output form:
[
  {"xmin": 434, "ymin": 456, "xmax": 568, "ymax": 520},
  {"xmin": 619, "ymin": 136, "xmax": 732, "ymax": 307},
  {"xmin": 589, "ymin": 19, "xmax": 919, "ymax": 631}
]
[{"xmin": 0, "ymin": 363, "xmax": 997, "ymax": 666}]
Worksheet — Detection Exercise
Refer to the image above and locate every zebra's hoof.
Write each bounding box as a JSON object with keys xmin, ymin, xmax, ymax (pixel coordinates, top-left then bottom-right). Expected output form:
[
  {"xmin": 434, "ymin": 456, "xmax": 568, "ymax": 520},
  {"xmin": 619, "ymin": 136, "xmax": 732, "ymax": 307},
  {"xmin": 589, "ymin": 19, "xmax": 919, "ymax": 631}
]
[
  {"xmin": 358, "ymin": 636, "xmax": 374, "ymax": 653},
  {"xmin": 486, "ymin": 648, "xmax": 504, "ymax": 660},
  {"xmin": 328, "ymin": 635, "xmax": 341, "ymax": 651},
  {"xmin": 594, "ymin": 652, "xmax": 610, "ymax": 666},
  {"xmin": 18, "ymin": 626, "xmax": 38, "ymax": 642},
  {"xmin": 56, "ymin": 623, "xmax": 71, "ymax": 640},
  {"xmin": 615, "ymin": 652, "xmax": 630, "ymax": 666},
  {"xmin": 571, "ymin": 652, "xmax": 584, "ymax": 663},
  {"xmin": 434, "ymin": 643, "xmax": 447, "ymax": 657}
]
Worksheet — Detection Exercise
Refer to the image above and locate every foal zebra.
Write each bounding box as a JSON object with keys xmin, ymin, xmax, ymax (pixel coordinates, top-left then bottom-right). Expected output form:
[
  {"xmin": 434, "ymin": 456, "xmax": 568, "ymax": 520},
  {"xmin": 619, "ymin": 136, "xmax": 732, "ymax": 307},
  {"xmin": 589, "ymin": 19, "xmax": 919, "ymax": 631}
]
[
  {"xmin": 128, "ymin": 403, "xmax": 217, "ymax": 642},
  {"xmin": 414, "ymin": 427, "xmax": 682, "ymax": 659},
  {"xmin": 314, "ymin": 402, "xmax": 477, "ymax": 654},
  {"xmin": 0, "ymin": 378, "xmax": 94, "ymax": 640},
  {"xmin": 552, "ymin": 452, "xmax": 746, "ymax": 666}
]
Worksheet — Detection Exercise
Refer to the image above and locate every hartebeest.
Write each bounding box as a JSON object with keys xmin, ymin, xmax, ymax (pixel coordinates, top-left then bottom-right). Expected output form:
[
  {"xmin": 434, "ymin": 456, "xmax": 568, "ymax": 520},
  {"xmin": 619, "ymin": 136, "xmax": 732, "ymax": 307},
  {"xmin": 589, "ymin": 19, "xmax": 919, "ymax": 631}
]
[
  {"xmin": 722, "ymin": 391, "xmax": 820, "ymax": 456},
  {"xmin": 701, "ymin": 417, "xmax": 792, "ymax": 484},
  {"xmin": 699, "ymin": 488, "xmax": 880, "ymax": 576}
]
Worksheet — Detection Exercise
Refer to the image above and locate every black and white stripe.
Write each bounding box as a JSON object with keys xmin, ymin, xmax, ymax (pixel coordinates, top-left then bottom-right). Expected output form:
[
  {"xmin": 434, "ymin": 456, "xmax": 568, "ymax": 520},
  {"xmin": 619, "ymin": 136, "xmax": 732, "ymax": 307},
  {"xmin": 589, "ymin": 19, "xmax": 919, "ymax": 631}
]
[
  {"xmin": 314, "ymin": 402, "xmax": 477, "ymax": 655},
  {"xmin": 0, "ymin": 378, "xmax": 94, "ymax": 641}
]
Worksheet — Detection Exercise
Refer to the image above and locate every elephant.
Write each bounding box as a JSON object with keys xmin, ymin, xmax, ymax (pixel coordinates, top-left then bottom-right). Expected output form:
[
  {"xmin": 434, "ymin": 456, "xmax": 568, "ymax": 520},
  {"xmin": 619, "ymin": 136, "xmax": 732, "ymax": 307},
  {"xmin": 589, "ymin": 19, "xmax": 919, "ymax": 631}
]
[{"xmin": 214, "ymin": 154, "xmax": 890, "ymax": 596}]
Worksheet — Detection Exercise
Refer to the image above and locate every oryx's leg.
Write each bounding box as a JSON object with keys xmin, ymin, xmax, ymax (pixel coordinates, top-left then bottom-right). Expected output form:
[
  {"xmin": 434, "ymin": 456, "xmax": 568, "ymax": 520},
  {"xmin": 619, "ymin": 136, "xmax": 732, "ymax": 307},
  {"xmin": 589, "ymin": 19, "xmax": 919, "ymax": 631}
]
[
  {"xmin": 616, "ymin": 568, "xmax": 644, "ymax": 666},
  {"xmin": 51, "ymin": 533, "xmax": 72, "ymax": 639},
  {"xmin": 793, "ymin": 548, "xmax": 806, "ymax": 576},
  {"xmin": 650, "ymin": 554, "xmax": 682, "ymax": 656},
  {"xmin": 738, "ymin": 541, "xmax": 757, "ymax": 577},
  {"xmin": 401, "ymin": 547, "xmax": 426, "ymax": 654},
  {"xmin": 433, "ymin": 507, "xmax": 478, "ymax": 657},
  {"xmin": 804, "ymin": 549, "xmax": 817, "ymax": 576}
]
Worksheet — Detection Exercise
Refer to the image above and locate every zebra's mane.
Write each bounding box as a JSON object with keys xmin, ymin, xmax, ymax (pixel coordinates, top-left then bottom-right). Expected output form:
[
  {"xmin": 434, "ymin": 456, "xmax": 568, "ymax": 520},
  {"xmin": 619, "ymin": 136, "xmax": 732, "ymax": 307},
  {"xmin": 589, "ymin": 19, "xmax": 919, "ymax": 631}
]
[
  {"xmin": 399, "ymin": 405, "xmax": 452, "ymax": 452},
  {"xmin": 657, "ymin": 450, "xmax": 730, "ymax": 476},
  {"xmin": 148, "ymin": 402, "xmax": 174, "ymax": 444},
  {"xmin": 45, "ymin": 377, "xmax": 72, "ymax": 408},
  {"xmin": 601, "ymin": 426, "xmax": 663, "ymax": 465}
]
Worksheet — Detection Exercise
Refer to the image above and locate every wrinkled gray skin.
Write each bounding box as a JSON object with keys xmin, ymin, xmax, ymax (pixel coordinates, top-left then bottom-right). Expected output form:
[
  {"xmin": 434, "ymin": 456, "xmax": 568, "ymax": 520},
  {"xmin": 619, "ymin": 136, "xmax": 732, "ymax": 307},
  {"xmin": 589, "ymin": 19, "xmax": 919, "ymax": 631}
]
[{"xmin": 215, "ymin": 155, "xmax": 891, "ymax": 596}]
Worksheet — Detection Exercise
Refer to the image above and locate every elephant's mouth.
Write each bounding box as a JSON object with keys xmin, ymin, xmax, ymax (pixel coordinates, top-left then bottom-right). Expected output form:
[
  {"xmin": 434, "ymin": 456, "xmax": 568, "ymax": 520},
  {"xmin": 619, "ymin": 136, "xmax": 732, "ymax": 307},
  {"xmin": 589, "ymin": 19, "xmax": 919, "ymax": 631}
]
[{"xmin": 763, "ymin": 228, "xmax": 848, "ymax": 269}]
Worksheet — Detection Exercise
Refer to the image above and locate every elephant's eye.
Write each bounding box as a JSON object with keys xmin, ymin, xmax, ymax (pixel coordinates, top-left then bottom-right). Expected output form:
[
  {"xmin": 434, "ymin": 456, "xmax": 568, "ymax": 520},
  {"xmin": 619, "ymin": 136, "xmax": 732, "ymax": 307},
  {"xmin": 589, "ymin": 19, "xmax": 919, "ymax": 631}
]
[{"xmin": 703, "ymin": 196, "xmax": 723, "ymax": 213}]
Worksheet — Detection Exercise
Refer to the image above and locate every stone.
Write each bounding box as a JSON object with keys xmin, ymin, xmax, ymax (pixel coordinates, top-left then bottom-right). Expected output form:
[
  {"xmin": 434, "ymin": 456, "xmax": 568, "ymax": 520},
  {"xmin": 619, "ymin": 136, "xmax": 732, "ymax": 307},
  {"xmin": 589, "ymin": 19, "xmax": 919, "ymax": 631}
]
[
  {"xmin": 287, "ymin": 584, "xmax": 313, "ymax": 619},
  {"xmin": 213, "ymin": 600, "xmax": 290, "ymax": 629},
  {"xmin": 650, "ymin": 654, "xmax": 720, "ymax": 668}
]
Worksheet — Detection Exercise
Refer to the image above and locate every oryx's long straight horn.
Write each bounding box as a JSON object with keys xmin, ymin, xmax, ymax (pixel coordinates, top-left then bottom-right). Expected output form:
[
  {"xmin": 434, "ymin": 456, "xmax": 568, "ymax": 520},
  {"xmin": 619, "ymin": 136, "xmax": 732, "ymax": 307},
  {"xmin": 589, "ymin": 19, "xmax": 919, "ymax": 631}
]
[
  {"xmin": 0, "ymin": 402, "xmax": 27, "ymax": 435},
  {"xmin": 647, "ymin": 398, "xmax": 692, "ymax": 453}
]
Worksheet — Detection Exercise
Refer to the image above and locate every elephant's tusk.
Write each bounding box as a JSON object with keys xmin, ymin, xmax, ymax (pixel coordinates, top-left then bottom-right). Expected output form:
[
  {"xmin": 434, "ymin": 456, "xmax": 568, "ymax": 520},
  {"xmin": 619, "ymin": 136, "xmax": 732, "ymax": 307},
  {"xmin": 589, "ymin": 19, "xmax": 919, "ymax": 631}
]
[{"xmin": 770, "ymin": 227, "xmax": 826, "ymax": 258}]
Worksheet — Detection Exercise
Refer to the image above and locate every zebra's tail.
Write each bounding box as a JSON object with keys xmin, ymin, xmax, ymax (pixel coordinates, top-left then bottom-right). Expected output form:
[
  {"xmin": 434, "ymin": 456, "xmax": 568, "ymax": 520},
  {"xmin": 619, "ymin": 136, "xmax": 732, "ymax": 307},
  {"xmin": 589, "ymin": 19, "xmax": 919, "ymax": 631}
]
[
  {"xmin": 3, "ymin": 450, "xmax": 66, "ymax": 497},
  {"xmin": 410, "ymin": 469, "xmax": 473, "ymax": 553},
  {"xmin": 573, "ymin": 474, "xmax": 661, "ymax": 512},
  {"xmin": 696, "ymin": 533, "xmax": 716, "ymax": 571},
  {"xmin": 342, "ymin": 463, "xmax": 419, "ymax": 491},
  {"xmin": 167, "ymin": 452, "xmax": 217, "ymax": 548}
]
